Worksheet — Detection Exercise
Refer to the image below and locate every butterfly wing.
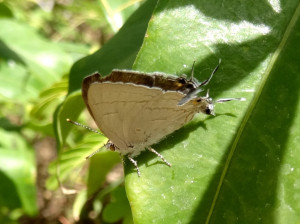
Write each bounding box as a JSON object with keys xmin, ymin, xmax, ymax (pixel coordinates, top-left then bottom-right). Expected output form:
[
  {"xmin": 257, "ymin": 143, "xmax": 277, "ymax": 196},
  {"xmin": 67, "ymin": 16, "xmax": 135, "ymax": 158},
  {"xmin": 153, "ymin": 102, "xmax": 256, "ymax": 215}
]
[
  {"xmin": 87, "ymin": 81, "xmax": 198, "ymax": 145},
  {"xmin": 84, "ymin": 75, "xmax": 200, "ymax": 155},
  {"xmin": 86, "ymin": 82, "xmax": 165, "ymax": 149},
  {"xmin": 126, "ymin": 88, "xmax": 198, "ymax": 148}
]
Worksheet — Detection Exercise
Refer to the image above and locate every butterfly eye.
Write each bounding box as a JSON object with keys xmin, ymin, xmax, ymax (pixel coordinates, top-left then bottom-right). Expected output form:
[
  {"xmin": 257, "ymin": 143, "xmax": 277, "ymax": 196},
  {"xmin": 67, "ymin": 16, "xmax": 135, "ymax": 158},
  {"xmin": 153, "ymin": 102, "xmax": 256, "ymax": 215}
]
[
  {"xmin": 186, "ymin": 83, "xmax": 194, "ymax": 89},
  {"xmin": 205, "ymin": 108, "xmax": 211, "ymax": 114},
  {"xmin": 177, "ymin": 77, "xmax": 186, "ymax": 84}
]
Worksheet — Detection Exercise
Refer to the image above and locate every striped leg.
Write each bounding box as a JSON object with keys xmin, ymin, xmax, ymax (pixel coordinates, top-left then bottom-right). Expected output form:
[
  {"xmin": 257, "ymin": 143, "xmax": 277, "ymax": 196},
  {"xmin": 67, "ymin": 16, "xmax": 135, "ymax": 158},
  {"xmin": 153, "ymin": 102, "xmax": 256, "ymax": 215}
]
[
  {"xmin": 127, "ymin": 155, "xmax": 140, "ymax": 177},
  {"xmin": 147, "ymin": 147, "xmax": 172, "ymax": 167}
]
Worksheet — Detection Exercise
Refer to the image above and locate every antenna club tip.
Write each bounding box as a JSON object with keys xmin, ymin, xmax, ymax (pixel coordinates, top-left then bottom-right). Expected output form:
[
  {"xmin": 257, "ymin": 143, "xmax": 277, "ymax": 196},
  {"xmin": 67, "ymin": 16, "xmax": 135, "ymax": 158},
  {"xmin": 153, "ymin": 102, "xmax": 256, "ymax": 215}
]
[
  {"xmin": 66, "ymin": 118, "xmax": 71, "ymax": 122},
  {"xmin": 240, "ymin": 97, "xmax": 246, "ymax": 101}
]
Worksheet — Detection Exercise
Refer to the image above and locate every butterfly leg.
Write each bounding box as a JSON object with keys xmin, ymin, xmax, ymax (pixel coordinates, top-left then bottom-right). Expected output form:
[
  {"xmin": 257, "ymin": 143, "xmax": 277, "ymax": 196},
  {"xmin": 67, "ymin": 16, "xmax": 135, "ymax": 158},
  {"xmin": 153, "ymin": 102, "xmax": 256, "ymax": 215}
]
[
  {"xmin": 127, "ymin": 155, "xmax": 140, "ymax": 177},
  {"xmin": 86, "ymin": 140, "xmax": 117, "ymax": 159},
  {"xmin": 147, "ymin": 147, "xmax": 172, "ymax": 167}
]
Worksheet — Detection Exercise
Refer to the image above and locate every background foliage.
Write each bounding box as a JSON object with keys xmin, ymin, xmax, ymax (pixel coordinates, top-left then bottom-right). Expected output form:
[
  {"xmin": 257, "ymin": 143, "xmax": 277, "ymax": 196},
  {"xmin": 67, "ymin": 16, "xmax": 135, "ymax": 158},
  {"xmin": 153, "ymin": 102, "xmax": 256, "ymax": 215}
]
[
  {"xmin": 1, "ymin": 0, "xmax": 300, "ymax": 224},
  {"xmin": 0, "ymin": 0, "xmax": 141, "ymax": 223}
]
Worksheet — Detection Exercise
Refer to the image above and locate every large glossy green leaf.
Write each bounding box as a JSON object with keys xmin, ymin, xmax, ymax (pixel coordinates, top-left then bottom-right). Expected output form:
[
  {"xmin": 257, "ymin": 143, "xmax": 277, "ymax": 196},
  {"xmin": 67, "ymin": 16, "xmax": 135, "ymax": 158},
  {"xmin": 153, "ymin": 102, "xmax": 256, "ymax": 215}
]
[{"xmin": 124, "ymin": 1, "xmax": 300, "ymax": 223}]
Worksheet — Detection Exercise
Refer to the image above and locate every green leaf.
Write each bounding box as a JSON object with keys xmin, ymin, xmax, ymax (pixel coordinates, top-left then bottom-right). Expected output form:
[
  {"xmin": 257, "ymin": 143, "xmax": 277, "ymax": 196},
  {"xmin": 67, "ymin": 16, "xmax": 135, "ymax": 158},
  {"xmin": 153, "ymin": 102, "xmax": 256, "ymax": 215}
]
[
  {"xmin": 102, "ymin": 186, "xmax": 132, "ymax": 223},
  {"xmin": 0, "ymin": 129, "xmax": 37, "ymax": 216},
  {"xmin": 0, "ymin": 2, "xmax": 13, "ymax": 18},
  {"xmin": 123, "ymin": 1, "xmax": 300, "ymax": 224},
  {"xmin": 0, "ymin": 19, "xmax": 72, "ymax": 102},
  {"xmin": 56, "ymin": 41, "xmax": 91, "ymax": 62},
  {"xmin": 87, "ymin": 151, "xmax": 121, "ymax": 196},
  {"xmin": 46, "ymin": 132, "xmax": 107, "ymax": 190},
  {"xmin": 73, "ymin": 189, "xmax": 89, "ymax": 221},
  {"xmin": 30, "ymin": 78, "xmax": 68, "ymax": 127},
  {"xmin": 99, "ymin": 0, "xmax": 144, "ymax": 32},
  {"xmin": 54, "ymin": 90, "xmax": 85, "ymax": 148},
  {"xmin": 67, "ymin": 0, "xmax": 158, "ymax": 93}
]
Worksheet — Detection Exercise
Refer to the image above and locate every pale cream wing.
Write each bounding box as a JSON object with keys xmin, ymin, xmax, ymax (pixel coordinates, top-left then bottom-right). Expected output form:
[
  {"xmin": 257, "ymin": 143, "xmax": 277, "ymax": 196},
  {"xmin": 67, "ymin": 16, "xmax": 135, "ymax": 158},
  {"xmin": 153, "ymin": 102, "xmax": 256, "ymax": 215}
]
[
  {"xmin": 127, "ymin": 90, "xmax": 198, "ymax": 147},
  {"xmin": 87, "ymin": 83, "xmax": 164, "ymax": 149}
]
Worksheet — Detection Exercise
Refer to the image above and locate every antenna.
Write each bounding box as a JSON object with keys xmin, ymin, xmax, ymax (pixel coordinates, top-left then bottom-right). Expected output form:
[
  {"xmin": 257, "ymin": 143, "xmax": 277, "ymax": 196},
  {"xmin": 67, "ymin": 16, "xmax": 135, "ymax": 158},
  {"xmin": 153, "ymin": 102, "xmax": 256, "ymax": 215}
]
[
  {"xmin": 189, "ymin": 61, "xmax": 196, "ymax": 81},
  {"xmin": 197, "ymin": 59, "xmax": 222, "ymax": 88},
  {"xmin": 66, "ymin": 118, "xmax": 104, "ymax": 136},
  {"xmin": 178, "ymin": 59, "xmax": 222, "ymax": 106},
  {"xmin": 66, "ymin": 119, "xmax": 106, "ymax": 159},
  {"xmin": 216, "ymin": 97, "xmax": 246, "ymax": 103}
]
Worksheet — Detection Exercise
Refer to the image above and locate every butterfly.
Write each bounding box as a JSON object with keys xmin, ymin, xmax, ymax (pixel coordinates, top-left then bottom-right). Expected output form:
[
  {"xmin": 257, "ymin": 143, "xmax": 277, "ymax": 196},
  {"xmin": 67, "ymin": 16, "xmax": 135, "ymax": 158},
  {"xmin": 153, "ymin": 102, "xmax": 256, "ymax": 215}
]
[{"xmin": 69, "ymin": 61, "xmax": 244, "ymax": 176}]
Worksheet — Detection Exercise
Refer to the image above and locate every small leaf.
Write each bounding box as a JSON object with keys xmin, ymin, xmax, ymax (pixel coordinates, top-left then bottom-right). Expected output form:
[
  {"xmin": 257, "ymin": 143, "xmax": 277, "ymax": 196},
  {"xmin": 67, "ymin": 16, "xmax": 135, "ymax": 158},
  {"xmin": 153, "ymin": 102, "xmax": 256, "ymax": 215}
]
[
  {"xmin": 0, "ymin": 19, "xmax": 72, "ymax": 101},
  {"xmin": 73, "ymin": 189, "xmax": 90, "ymax": 221},
  {"xmin": 46, "ymin": 132, "xmax": 107, "ymax": 190},
  {"xmin": 0, "ymin": 130, "xmax": 37, "ymax": 216},
  {"xmin": 102, "ymin": 186, "xmax": 132, "ymax": 223},
  {"xmin": 87, "ymin": 151, "xmax": 121, "ymax": 196},
  {"xmin": 30, "ymin": 78, "xmax": 68, "ymax": 127},
  {"xmin": 54, "ymin": 90, "xmax": 85, "ymax": 148}
]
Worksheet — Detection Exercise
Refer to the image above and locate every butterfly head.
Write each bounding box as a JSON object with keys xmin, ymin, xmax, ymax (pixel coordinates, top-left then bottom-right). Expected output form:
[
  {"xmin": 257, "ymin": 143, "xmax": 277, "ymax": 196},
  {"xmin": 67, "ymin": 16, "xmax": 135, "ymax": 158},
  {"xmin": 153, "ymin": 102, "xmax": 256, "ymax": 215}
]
[{"xmin": 194, "ymin": 90, "xmax": 215, "ymax": 115}]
